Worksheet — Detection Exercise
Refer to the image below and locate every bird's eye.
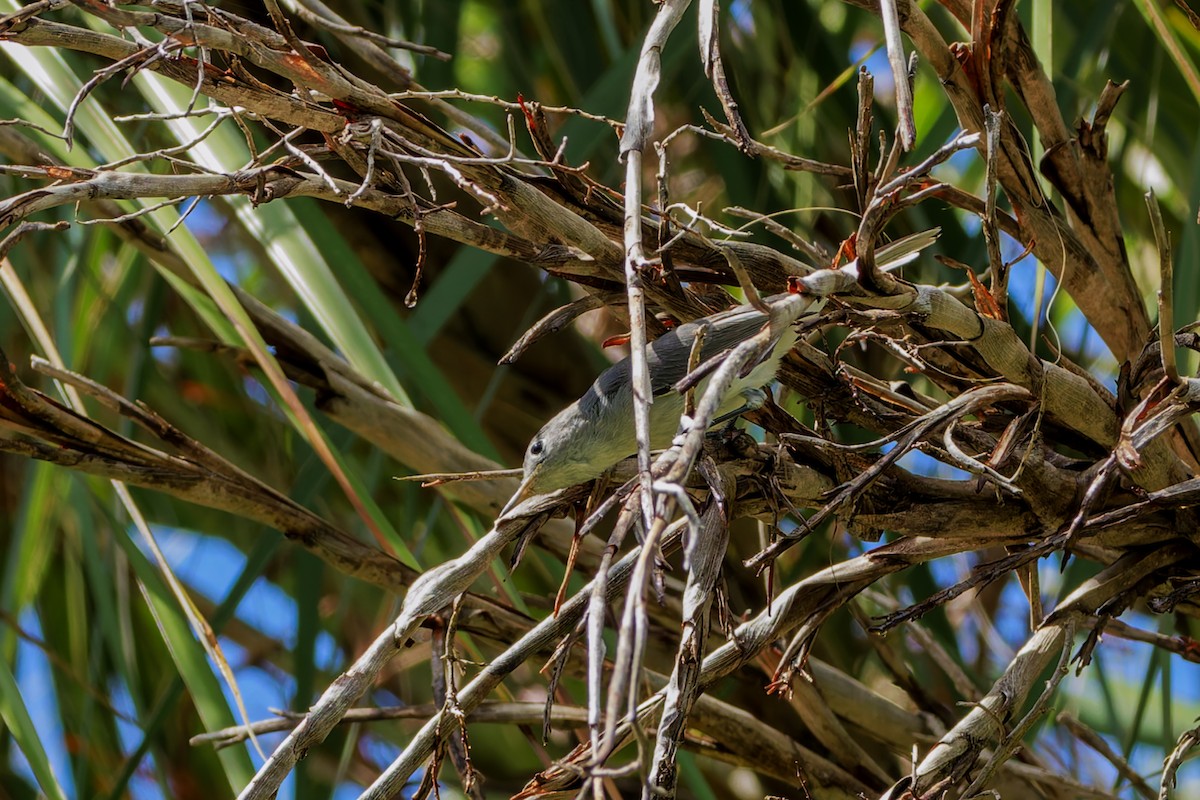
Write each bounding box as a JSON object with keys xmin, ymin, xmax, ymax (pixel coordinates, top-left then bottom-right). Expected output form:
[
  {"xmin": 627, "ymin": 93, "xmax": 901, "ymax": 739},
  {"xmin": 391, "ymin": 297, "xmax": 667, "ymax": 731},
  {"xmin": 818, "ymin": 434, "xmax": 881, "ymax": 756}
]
[{"xmin": 530, "ymin": 439, "xmax": 544, "ymax": 457}]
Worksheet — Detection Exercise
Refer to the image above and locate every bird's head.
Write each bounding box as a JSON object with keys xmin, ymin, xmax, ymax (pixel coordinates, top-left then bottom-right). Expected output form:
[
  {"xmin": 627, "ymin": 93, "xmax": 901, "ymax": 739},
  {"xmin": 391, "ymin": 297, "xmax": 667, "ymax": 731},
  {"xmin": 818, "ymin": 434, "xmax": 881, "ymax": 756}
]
[{"xmin": 502, "ymin": 402, "xmax": 606, "ymax": 516}]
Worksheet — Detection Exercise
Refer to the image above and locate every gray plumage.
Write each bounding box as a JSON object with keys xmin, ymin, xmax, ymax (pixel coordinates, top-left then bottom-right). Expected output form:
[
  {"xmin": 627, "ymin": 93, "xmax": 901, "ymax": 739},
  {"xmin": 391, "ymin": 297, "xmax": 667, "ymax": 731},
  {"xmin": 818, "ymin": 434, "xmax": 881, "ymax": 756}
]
[
  {"xmin": 514, "ymin": 298, "xmax": 801, "ymax": 499},
  {"xmin": 504, "ymin": 227, "xmax": 940, "ymax": 511}
]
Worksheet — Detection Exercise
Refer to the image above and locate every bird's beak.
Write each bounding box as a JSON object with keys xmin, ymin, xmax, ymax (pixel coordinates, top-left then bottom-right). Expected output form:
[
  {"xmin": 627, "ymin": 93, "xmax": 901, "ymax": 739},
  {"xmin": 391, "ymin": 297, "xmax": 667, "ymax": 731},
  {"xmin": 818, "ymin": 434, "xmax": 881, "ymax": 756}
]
[{"xmin": 499, "ymin": 467, "xmax": 540, "ymax": 519}]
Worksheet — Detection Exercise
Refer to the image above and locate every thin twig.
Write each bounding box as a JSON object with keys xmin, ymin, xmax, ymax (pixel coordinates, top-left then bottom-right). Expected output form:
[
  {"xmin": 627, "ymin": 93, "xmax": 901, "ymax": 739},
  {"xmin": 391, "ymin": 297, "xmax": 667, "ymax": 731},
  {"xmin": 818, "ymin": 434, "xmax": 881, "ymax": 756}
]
[
  {"xmin": 1057, "ymin": 712, "xmax": 1157, "ymax": 800},
  {"xmin": 879, "ymin": 0, "xmax": 916, "ymax": 150}
]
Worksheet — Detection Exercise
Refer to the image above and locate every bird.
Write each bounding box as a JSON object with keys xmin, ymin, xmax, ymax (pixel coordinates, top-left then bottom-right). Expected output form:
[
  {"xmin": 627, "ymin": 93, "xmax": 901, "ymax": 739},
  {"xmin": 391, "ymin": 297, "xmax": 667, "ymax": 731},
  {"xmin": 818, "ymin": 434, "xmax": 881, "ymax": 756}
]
[{"xmin": 502, "ymin": 229, "xmax": 940, "ymax": 515}]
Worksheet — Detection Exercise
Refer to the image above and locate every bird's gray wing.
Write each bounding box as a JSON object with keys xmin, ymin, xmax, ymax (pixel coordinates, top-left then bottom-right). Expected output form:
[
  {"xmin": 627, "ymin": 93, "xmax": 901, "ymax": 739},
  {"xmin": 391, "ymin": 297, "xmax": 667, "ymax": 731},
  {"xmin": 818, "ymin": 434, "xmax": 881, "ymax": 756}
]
[
  {"xmin": 645, "ymin": 306, "xmax": 771, "ymax": 395},
  {"xmin": 582, "ymin": 304, "xmax": 772, "ymax": 413}
]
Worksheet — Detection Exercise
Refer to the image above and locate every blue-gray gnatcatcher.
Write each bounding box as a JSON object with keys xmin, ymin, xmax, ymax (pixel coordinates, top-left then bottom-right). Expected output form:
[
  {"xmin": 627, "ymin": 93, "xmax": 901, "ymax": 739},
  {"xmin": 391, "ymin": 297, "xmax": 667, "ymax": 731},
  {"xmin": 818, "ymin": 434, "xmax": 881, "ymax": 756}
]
[
  {"xmin": 503, "ymin": 299, "xmax": 802, "ymax": 514},
  {"xmin": 503, "ymin": 229, "xmax": 939, "ymax": 514}
]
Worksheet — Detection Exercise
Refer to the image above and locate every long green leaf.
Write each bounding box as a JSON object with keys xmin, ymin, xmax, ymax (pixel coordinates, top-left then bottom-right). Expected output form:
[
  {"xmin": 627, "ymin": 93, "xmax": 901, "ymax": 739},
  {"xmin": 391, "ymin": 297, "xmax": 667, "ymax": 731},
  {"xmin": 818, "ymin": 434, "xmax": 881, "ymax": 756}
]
[{"xmin": 0, "ymin": 652, "xmax": 69, "ymax": 800}]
